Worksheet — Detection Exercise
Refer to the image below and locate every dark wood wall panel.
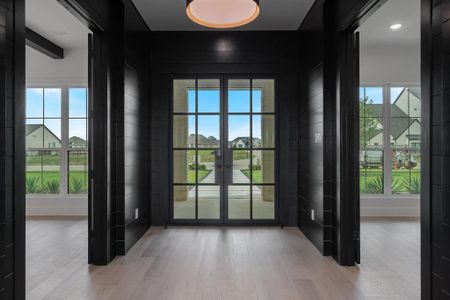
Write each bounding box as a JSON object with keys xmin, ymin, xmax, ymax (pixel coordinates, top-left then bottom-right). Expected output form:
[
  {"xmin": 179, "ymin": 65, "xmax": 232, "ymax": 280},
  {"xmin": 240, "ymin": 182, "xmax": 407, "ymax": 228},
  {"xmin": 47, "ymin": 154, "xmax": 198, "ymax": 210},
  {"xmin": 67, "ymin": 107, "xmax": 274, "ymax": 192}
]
[
  {"xmin": 150, "ymin": 31, "xmax": 299, "ymax": 226},
  {"xmin": 122, "ymin": 31, "xmax": 151, "ymax": 253},
  {"xmin": 0, "ymin": 0, "xmax": 25, "ymax": 299}
]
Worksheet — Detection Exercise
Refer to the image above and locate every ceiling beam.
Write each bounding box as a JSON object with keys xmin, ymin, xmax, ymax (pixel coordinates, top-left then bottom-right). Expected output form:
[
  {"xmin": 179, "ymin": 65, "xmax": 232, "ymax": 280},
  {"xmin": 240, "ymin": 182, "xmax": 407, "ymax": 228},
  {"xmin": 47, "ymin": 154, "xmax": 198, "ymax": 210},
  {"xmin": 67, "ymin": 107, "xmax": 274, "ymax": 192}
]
[{"xmin": 25, "ymin": 28, "xmax": 64, "ymax": 59}]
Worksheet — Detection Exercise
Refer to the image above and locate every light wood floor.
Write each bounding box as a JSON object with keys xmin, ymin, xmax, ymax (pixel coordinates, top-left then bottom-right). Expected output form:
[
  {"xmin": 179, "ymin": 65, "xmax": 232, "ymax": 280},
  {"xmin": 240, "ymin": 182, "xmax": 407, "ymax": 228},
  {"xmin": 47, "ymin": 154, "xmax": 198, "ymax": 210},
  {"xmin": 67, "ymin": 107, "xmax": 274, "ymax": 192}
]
[{"xmin": 26, "ymin": 217, "xmax": 420, "ymax": 300}]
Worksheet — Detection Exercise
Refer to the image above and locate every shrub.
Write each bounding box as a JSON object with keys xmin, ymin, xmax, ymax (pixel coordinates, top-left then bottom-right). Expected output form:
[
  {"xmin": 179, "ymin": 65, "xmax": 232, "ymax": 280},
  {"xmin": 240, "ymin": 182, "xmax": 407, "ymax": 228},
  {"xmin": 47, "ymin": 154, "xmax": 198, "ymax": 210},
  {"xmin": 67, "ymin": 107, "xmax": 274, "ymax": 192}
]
[
  {"xmin": 43, "ymin": 180, "xmax": 60, "ymax": 194},
  {"xmin": 367, "ymin": 176, "xmax": 383, "ymax": 194},
  {"xmin": 403, "ymin": 177, "xmax": 421, "ymax": 194},
  {"xmin": 70, "ymin": 177, "xmax": 86, "ymax": 194},
  {"xmin": 26, "ymin": 177, "xmax": 41, "ymax": 194},
  {"xmin": 392, "ymin": 178, "xmax": 402, "ymax": 194}
]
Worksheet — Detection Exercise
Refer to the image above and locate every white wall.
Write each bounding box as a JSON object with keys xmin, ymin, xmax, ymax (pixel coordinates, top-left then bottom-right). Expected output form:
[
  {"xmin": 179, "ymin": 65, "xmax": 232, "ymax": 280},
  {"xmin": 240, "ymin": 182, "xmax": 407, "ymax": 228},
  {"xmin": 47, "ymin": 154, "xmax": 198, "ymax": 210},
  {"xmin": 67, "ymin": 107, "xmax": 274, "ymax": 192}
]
[
  {"xmin": 26, "ymin": 46, "xmax": 88, "ymax": 86},
  {"xmin": 26, "ymin": 46, "xmax": 88, "ymax": 216},
  {"xmin": 360, "ymin": 43, "xmax": 420, "ymax": 85}
]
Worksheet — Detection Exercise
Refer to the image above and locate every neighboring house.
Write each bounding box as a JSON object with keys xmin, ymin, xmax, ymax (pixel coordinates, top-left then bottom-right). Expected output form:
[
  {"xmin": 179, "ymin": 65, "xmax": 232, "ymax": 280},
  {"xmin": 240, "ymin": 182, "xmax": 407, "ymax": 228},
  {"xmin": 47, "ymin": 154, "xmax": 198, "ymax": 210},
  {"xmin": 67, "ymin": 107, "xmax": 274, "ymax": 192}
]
[
  {"xmin": 188, "ymin": 134, "xmax": 220, "ymax": 148},
  {"xmin": 26, "ymin": 124, "xmax": 61, "ymax": 149},
  {"xmin": 69, "ymin": 136, "xmax": 87, "ymax": 148},
  {"xmin": 230, "ymin": 137, "xmax": 262, "ymax": 148},
  {"xmin": 365, "ymin": 88, "xmax": 421, "ymax": 149}
]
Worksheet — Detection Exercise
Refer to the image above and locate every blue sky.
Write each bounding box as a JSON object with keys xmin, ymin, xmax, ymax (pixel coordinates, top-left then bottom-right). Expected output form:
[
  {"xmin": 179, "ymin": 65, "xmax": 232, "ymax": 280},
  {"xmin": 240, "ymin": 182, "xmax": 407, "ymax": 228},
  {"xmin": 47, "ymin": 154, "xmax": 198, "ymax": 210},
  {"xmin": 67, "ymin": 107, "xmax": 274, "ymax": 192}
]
[
  {"xmin": 360, "ymin": 86, "xmax": 407, "ymax": 104},
  {"xmin": 26, "ymin": 88, "xmax": 87, "ymax": 140},
  {"xmin": 186, "ymin": 89, "xmax": 266, "ymax": 141}
]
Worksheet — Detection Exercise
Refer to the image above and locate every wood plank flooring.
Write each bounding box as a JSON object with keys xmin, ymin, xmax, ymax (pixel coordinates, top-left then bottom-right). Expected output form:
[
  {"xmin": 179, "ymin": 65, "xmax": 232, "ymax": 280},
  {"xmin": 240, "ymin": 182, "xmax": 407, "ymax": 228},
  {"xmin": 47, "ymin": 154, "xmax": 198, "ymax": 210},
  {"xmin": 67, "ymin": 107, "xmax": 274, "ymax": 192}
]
[{"xmin": 26, "ymin": 217, "xmax": 420, "ymax": 300}]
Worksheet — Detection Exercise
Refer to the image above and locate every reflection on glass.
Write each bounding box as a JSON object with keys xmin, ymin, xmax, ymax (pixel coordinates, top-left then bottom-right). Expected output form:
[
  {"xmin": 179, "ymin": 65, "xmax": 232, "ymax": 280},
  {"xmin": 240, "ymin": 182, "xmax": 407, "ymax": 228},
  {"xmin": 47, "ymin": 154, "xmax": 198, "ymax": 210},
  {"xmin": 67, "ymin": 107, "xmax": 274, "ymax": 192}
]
[
  {"xmin": 232, "ymin": 150, "xmax": 250, "ymax": 184},
  {"xmin": 197, "ymin": 150, "xmax": 216, "ymax": 184},
  {"xmin": 228, "ymin": 115, "xmax": 250, "ymax": 148},
  {"xmin": 44, "ymin": 119, "xmax": 61, "ymax": 148},
  {"xmin": 228, "ymin": 79, "xmax": 250, "ymax": 112},
  {"xmin": 252, "ymin": 150, "xmax": 275, "ymax": 184},
  {"xmin": 174, "ymin": 186, "xmax": 196, "ymax": 219},
  {"xmin": 68, "ymin": 151, "xmax": 88, "ymax": 194},
  {"xmin": 173, "ymin": 79, "xmax": 196, "ymax": 113},
  {"xmin": 198, "ymin": 79, "xmax": 220, "ymax": 113},
  {"xmin": 253, "ymin": 186, "xmax": 275, "ymax": 219},
  {"xmin": 173, "ymin": 150, "xmax": 195, "ymax": 184},
  {"xmin": 360, "ymin": 117, "xmax": 383, "ymax": 148},
  {"xmin": 228, "ymin": 185, "xmax": 250, "ymax": 219},
  {"xmin": 26, "ymin": 119, "xmax": 44, "ymax": 149},
  {"xmin": 198, "ymin": 185, "xmax": 220, "ymax": 219},
  {"xmin": 198, "ymin": 115, "xmax": 220, "ymax": 148},
  {"xmin": 252, "ymin": 79, "xmax": 274, "ymax": 113},
  {"xmin": 69, "ymin": 88, "xmax": 88, "ymax": 118},
  {"xmin": 27, "ymin": 88, "xmax": 43, "ymax": 118},
  {"xmin": 359, "ymin": 150, "xmax": 384, "ymax": 194},
  {"xmin": 173, "ymin": 115, "xmax": 195, "ymax": 148},
  {"xmin": 44, "ymin": 88, "xmax": 61, "ymax": 118},
  {"xmin": 26, "ymin": 151, "xmax": 41, "ymax": 194},
  {"xmin": 42, "ymin": 151, "xmax": 60, "ymax": 194},
  {"xmin": 69, "ymin": 119, "xmax": 87, "ymax": 148},
  {"xmin": 252, "ymin": 115, "xmax": 275, "ymax": 148},
  {"xmin": 390, "ymin": 86, "xmax": 421, "ymax": 195}
]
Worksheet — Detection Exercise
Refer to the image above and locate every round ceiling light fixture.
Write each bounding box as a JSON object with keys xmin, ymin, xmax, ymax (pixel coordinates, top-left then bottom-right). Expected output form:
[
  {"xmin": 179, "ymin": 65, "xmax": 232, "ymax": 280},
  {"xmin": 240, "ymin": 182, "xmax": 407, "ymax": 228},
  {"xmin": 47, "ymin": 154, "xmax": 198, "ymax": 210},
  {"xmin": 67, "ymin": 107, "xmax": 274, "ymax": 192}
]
[{"xmin": 186, "ymin": 0, "xmax": 260, "ymax": 29}]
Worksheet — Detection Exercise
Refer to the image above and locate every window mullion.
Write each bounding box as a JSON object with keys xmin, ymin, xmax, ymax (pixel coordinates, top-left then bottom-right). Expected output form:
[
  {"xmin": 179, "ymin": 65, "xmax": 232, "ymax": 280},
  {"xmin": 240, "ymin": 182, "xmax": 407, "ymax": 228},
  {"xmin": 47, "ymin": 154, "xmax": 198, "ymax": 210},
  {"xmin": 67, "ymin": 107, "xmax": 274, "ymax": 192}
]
[
  {"xmin": 60, "ymin": 87, "xmax": 69, "ymax": 195},
  {"xmin": 384, "ymin": 84, "xmax": 392, "ymax": 195}
]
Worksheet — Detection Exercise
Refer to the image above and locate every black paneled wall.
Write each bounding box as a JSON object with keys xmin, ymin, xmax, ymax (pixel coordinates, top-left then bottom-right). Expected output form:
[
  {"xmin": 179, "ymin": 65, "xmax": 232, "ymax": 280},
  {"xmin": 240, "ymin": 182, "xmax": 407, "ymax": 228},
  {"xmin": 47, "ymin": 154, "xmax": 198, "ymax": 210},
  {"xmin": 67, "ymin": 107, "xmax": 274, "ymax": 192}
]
[
  {"xmin": 0, "ymin": 0, "xmax": 25, "ymax": 298},
  {"xmin": 298, "ymin": 0, "xmax": 336, "ymax": 255},
  {"xmin": 122, "ymin": 32, "xmax": 151, "ymax": 253}
]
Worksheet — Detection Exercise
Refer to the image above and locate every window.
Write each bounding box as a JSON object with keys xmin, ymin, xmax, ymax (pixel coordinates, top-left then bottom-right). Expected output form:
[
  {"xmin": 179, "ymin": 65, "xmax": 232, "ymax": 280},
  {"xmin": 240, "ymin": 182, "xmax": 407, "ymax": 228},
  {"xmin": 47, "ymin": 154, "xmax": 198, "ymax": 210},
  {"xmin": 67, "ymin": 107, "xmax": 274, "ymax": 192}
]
[
  {"xmin": 26, "ymin": 87, "xmax": 88, "ymax": 195},
  {"xmin": 359, "ymin": 85, "xmax": 421, "ymax": 195}
]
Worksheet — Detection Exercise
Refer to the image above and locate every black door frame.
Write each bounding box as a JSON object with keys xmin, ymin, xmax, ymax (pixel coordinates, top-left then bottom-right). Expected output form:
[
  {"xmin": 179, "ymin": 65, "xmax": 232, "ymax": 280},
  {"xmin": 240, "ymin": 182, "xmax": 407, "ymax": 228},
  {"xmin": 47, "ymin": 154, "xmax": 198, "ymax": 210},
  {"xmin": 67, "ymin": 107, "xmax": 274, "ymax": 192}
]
[
  {"xmin": 57, "ymin": 0, "xmax": 114, "ymax": 265},
  {"xmin": 169, "ymin": 74, "xmax": 280, "ymax": 226}
]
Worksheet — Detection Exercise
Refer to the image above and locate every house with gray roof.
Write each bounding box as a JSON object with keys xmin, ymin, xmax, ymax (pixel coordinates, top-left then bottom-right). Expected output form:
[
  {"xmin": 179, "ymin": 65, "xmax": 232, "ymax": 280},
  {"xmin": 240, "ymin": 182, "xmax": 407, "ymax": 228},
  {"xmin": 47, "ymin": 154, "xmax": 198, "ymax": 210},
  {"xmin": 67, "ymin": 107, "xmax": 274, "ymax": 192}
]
[
  {"xmin": 26, "ymin": 124, "xmax": 61, "ymax": 149},
  {"xmin": 365, "ymin": 88, "xmax": 421, "ymax": 149}
]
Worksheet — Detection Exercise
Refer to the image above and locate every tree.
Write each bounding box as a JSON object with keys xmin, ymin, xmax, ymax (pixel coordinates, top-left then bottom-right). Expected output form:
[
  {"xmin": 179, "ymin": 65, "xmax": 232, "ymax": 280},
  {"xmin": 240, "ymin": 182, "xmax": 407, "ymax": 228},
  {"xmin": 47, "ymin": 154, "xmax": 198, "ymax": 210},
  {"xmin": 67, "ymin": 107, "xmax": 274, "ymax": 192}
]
[{"xmin": 359, "ymin": 96, "xmax": 381, "ymax": 148}]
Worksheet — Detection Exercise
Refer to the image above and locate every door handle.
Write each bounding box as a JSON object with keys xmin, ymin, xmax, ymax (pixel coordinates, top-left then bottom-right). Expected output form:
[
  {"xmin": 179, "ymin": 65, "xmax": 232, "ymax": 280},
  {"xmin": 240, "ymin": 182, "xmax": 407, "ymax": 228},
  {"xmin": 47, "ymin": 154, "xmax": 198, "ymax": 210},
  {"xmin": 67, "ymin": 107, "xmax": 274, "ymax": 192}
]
[{"xmin": 216, "ymin": 163, "xmax": 223, "ymax": 169}]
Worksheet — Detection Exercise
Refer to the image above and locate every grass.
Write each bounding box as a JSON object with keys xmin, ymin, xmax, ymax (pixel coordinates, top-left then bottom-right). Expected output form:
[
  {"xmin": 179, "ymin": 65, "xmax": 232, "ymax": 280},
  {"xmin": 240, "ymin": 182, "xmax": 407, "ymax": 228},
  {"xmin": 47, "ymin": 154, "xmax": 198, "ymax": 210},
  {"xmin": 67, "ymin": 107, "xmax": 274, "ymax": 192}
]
[
  {"xmin": 188, "ymin": 149, "xmax": 253, "ymax": 163},
  {"xmin": 242, "ymin": 170, "xmax": 262, "ymax": 184},
  {"xmin": 26, "ymin": 171, "xmax": 88, "ymax": 194},
  {"xmin": 26, "ymin": 153, "xmax": 87, "ymax": 166},
  {"xmin": 187, "ymin": 170, "xmax": 212, "ymax": 183},
  {"xmin": 360, "ymin": 167, "xmax": 420, "ymax": 194}
]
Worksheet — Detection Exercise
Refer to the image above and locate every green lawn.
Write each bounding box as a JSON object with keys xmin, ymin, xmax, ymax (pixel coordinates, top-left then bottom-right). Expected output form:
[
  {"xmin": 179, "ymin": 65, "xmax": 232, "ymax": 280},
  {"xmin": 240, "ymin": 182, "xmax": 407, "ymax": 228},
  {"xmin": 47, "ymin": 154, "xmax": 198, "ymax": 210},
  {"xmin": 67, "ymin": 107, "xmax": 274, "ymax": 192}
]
[
  {"xmin": 242, "ymin": 169, "xmax": 262, "ymax": 184},
  {"xmin": 190, "ymin": 149, "xmax": 253, "ymax": 163},
  {"xmin": 187, "ymin": 170, "xmax": 211, "ymax": 183},
  {"xmin": 27, "ymin": 153, "xmax": 87, "ymax": 166},
  {"xmin": 360, "ymin": 167, "xmax": 420, "ymax": 194}
]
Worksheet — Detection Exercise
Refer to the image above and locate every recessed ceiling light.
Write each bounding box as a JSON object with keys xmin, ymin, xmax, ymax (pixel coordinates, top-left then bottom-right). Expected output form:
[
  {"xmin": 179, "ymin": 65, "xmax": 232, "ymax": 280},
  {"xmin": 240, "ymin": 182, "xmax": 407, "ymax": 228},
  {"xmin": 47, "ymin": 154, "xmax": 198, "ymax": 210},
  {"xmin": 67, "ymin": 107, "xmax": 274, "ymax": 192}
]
[
  {"xmin": 186, "ymin": 0, "xmax": 260, "ymax": 29},
  {"xmin": 390, "ymin": 23, "xmax": 402, "ymax": 30}
]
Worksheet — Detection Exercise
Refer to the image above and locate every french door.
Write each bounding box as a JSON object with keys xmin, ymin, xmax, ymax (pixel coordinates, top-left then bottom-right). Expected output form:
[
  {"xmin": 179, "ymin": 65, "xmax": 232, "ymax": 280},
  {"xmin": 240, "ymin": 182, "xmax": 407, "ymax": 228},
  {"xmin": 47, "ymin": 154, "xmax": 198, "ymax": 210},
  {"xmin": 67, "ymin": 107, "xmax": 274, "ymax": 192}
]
[{"xmin": 171, "ymin": 77, "xmax": 276, "ymax": 224}]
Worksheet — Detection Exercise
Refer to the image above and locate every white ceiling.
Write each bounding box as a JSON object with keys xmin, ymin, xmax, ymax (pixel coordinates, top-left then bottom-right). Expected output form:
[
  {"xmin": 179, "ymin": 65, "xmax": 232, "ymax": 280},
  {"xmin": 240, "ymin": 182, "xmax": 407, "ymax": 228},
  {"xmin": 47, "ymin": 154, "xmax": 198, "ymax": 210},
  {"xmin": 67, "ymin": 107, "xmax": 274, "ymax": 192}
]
[
  {"xmin": 131, "ymin": 0, "xmax": 316, "ymax": 31},
  {"xmin": 357, "ymin": 0, "xmax": 420, "ymax": 46},
  {"xmin": 25, "ymin": 0, "xmax": 90, "ymax": 49},
  {"xmin": 358, "ymin": 0, "xmax": 420, "ymax": 85}
]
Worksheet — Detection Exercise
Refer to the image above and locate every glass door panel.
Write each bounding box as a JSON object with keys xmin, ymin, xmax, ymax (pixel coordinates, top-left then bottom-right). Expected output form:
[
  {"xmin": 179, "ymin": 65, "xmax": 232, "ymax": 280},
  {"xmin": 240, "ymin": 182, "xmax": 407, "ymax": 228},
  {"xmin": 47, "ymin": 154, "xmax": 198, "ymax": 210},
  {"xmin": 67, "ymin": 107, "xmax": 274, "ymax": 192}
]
[
  {"xmin": 172, "ymin": 78, "xmax": 276, "ymax": 223},
  {"xmin": 225, "ymin": 78, "xmax": 276, "ymax": 221}
]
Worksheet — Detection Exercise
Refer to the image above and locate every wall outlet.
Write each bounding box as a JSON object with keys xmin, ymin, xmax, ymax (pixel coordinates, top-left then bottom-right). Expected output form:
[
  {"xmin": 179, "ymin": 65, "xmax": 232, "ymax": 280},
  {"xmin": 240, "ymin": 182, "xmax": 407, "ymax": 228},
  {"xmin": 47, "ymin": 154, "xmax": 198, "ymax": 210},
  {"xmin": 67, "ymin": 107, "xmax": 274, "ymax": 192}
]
[
  {"xmin": 311, "ymin": 209, "xmax": 315, "ymax": 221},
  {"xmin": 135, "ymin": 208, "xmax": 139, "ymax": 220}
]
